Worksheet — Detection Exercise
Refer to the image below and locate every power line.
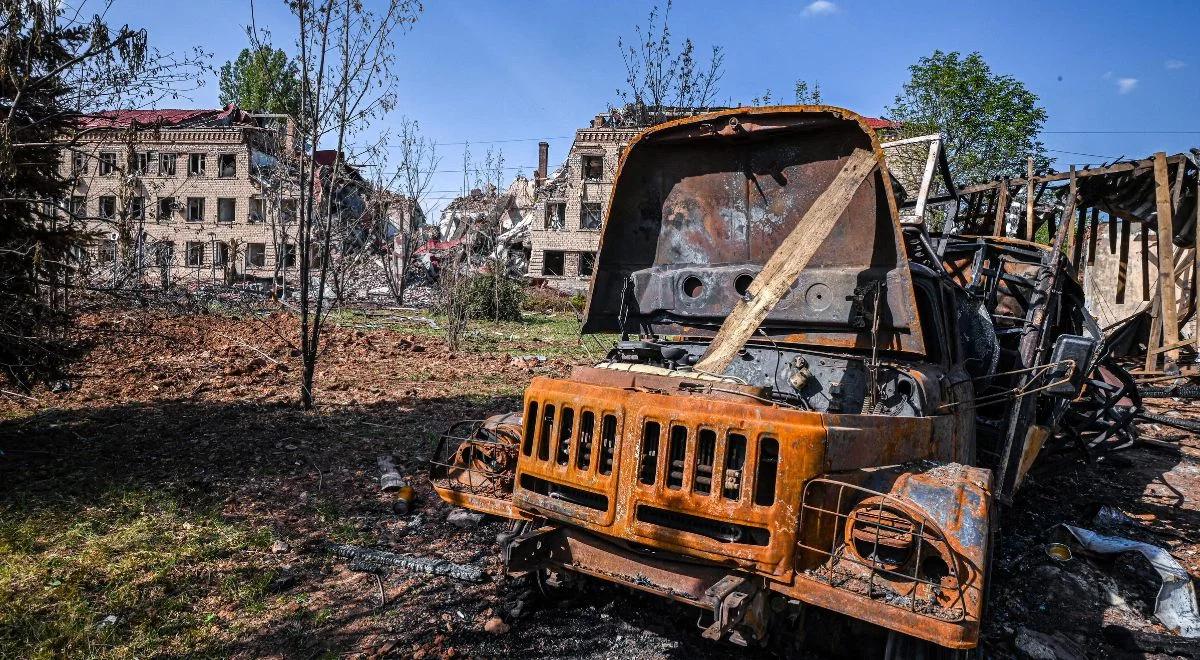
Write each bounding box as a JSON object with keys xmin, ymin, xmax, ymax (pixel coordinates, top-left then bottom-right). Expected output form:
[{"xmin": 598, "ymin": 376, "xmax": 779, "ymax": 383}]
[
  {"xmin": 1041, "ymin": 130, "xmax": 1200, "ymax": 134},
  {"xmin": 385, "ymin": 135, "xmax": 575, "ymax": 148}
]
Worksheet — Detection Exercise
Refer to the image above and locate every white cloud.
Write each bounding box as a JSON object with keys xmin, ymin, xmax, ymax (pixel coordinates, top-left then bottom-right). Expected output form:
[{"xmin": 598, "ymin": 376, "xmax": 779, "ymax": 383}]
[
  {"xmin": 1166, "ymin": 59, "xmax": 1187, "ymax": 70},
  {"xmin": 803, "ymin": 0, "xmax": 838, "ymax": 16},
  {"xmin": 1116, "ymin": 77, "xmax": 1139, "ymax": 94}
]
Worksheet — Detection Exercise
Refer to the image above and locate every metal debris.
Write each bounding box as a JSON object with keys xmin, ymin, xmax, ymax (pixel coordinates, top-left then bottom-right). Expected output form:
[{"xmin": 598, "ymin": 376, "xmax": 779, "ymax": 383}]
[
  {"xmin": 1062, "ymin": 525, "xmax": 1200, "ymax": 638},
  {"xmin": 326, "ymin": 543, "xmax": 488, "ymax": 583}
]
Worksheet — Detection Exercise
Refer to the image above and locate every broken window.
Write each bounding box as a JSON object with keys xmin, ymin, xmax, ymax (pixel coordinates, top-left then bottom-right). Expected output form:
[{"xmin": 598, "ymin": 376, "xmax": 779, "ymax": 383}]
[
  {"xmin": 188, "ymin": 153, "xmax": 206, "ymax": 177},
  {"xmin": 214, "ymin": 241, "xmax": 230, "ymax": 266},
  {"xmin": 581, "ymin": 202, "xmax": 602, "ymax": 230},
  {"xmin": 282, "ymin": 243, "xmax": 297, "ymax": 267},
  {"xmin": 186, "ymin": 241, "xmax": 205, "ymax": 267},
  {"xmin": 245, "ymin": 242, "xmax": 266, "ymax": 268},
  {"xmin": 579, "ymin": 252, "xmax": 596, "ymax": 276},
  {"xmin": 250, "ymin": 197, "xmax": 265, "ymax": 223},
  {"xmin": 153, "ymin": 242, "xmax": 174, "ymax": 267},
  {"xmin": 582, "ymin": 154, "xmax": 603, "ymax": 180},
  {"xmin": 545, "ymin": 202, "xmax": 566, "ymax": 230},
  {"xmin": 97, "ymin": 239, "xmax": 116, "ymax": 263},
  {"xmin": 281, "ymin": 199, "xmax": 298, "ymax": 224},
  {"xmin": 99, "ymin": 152, "xmax": 117, "ymax": 175},
  {"xmin": 68, "ymin": 196, "xmax": 86, "ymax": 219},
  {"xmin": 132, "ymin": 152, "xmax": 152, "ymax": 175},
  {"xmin": 218, "ymin": 153, "xmax": 236, "ymax": 178},
  {"xmin": 186, "ymin": 197, "xmax": 204, "ymax": 222},
  {"xmin": 98, "ymin": 195, "xmax": 116, "ymax": 219},
  {"xmin": 542, "ymin": 250, "xmax": 564, "ymax": 276},
  {"xmin": 129, "ymin": 196, "xmax": 144, "ymax": 221},
  {"xmin": 159, "ymin": 153, "xmax": 177, "ymax": 176},
  {"xmin": 217, "ymin": 198, "xmax": 235, "ymax": 223},
  {"xmin": 71, "ymin": 152, "xmax": 87, "ymax": 175},
  {"xmin": 158, "ymin": 197, "xmax": 175, "ymax": 221}
]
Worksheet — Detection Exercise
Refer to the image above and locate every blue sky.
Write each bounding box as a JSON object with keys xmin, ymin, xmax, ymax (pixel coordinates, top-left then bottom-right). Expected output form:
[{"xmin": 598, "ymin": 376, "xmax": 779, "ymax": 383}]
[{"xmin": 103, "ymin": 0, "xmax": 1200, "ymax": 218}]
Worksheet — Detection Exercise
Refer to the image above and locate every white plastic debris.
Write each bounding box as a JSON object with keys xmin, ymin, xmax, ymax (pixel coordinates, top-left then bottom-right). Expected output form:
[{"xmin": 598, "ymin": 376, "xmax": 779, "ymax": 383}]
[{"xmin": 1063, "ymin": 525, "xmax": 1200, "ymax": 637}]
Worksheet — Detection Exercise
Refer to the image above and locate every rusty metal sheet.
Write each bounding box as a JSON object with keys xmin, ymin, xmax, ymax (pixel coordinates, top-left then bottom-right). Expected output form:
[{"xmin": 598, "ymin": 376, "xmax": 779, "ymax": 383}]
[{"xmin": 583, "ymin": 106, "xmax": 927, "ymax": 357}]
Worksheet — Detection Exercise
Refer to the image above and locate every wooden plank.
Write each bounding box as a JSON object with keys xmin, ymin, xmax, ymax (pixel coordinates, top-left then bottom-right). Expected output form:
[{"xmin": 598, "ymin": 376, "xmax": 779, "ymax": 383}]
[
  {"xmin": 1141, "ymin": 222, "xmax": 1151, "ymax": 301},
  {"xmin": 991, "ymin": 181, "xmax": 1008, "ymax": 237},
  {"xmin": 954, "ymin": 153, "xmax": 1188, "ymax": 196},
  {"xmin": 1145, "ymin": 296, "xmax": 1162, "ymax": 372},
  {"xmin": 1025, "ymin": 157, "xmax": 1036, "ymax": 240},
  {"xmin": 1068, "ymin": 206, "xmax": 1085, "ymax": 266},
  {"xmin": 1154, "ymin": 151, "xmax": 1182, "ymax": 365},
  {"xmin": 1109, "ymin": 210, "xmax": 1118, "ymax": 253},
  {"xmin": 1116, "ymin": 219, "xmax": 1131, "ymax": 303},
  {"xmin": 1087, "ymin": 207, "xmax": 1099, "ymax": 265},
  {"xmin": 696, "ymin": 148, "xmax": 878, "ymax": 374}
]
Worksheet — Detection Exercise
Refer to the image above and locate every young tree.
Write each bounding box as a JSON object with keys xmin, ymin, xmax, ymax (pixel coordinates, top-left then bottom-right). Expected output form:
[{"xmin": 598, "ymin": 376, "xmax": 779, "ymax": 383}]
[
  {"xmin": 379, "ymin": 116, "xmax": 437, "ymax": 305},
  {"xmin": 289, "ymin": 0, "xmax": 422, "ymax": 409},
  {"xmin": 218, "ymin": 46, "xmax": 301, "ymax": 116},
  {"xmin": 886, "ymin": 50, "xmax": 1049, "ymax": 185},
  {"xmin": 794, "ymin": 79, "xmax": 822, "ymax": 104},
  {"xmin": 616, "ymin": 0, "xmax": 725, "ymax": 126},
  {"xmin": 0, "ymin": 0, "xmax": 204, "ymax": 388}
]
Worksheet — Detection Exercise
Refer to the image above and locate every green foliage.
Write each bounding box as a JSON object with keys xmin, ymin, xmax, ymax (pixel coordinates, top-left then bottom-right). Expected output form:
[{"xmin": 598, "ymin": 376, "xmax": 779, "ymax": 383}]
[
  {"xmin": 794, "ymin": 79, "xmax": 822, "ymax": 104},
  {"xmin": 218, "ymin": 46, "xmax": 301, "ymax": 116},
  {"xmin": 459, "ymin": 273, "xmax": 524, "ymax": 322},
  {"xmin": 886, "ymin": 50, "xmax": 1050, "ymax": 186}
]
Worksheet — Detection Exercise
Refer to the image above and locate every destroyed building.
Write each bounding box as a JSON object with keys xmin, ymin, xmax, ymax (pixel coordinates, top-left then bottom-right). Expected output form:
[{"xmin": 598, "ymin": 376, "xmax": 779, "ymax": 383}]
[
  {"xmin": 61, "ymin": 105, "xmax": 305, "ymax": 289},
  {"xmin": 530, "ymin": 111, "xmax": 898, "ymax": 292},
  {"xmin": 529, "ymin": 114, "xmax": 641, "ymax": 292}
]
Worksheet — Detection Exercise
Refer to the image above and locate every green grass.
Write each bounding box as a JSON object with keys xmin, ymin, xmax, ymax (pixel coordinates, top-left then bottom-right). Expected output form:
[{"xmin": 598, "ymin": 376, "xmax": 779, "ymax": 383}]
[
  {"xmin": 329, "ymin": 308, "xmax": 618, "ymax": 360},
  {"xmin": 0, "ymin": 489, "xmax": 270, "ymax": 659}
]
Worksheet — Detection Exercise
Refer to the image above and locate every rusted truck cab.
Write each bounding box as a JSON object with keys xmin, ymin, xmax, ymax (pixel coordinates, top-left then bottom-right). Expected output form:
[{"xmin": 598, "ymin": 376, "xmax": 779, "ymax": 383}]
[{"xmin": 432, "ymin": 107, "xmax": 1009, "ymax": 653}]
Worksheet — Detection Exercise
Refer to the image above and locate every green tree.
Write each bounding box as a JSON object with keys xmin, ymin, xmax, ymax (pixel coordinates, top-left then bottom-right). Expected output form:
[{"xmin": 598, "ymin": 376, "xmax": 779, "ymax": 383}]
[
  {"xmin": 1, "ymin": 1, "xmax": 203, "ymax": 388},
  {"xmin": 794, "ymin": 79, "xmax": 822, "ymax": 104},
  {"xmin": 886, "ymin": 50, "xmax": 1049, "ymax": 185},
  {"xmin": 218, "ymin": 46, "xmax": 300, "ymax": 115}
]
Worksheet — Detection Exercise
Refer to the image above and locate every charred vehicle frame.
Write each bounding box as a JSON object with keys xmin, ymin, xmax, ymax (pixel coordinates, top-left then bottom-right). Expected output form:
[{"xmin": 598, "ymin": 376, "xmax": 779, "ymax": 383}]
[{"xmin": 428, "ymin": 106, "xmax": 1121, "ymax": 655}]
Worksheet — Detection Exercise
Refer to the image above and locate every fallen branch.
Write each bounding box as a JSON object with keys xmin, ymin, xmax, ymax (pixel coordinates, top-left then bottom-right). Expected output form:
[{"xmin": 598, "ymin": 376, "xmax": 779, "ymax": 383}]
[{"xmin": 326, "ymin": 543, "xmax": 488, "ymax": 582}]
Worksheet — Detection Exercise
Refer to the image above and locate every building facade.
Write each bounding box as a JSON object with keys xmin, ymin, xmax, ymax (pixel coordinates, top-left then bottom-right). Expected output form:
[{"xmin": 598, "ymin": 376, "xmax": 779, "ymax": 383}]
[
  {"xmin": 529, "ymin": 114, "xmax": 640, "ymax": 292},
  {"xmin": 62, "ymin": 105, "xmax": 299, "ymax": 289}
]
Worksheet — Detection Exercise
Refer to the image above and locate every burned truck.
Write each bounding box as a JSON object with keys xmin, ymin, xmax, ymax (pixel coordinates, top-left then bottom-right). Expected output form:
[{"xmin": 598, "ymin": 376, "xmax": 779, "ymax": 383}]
[{"xmin": 430, "ymin": 106, "xmax": 1109, "ymax": 655}]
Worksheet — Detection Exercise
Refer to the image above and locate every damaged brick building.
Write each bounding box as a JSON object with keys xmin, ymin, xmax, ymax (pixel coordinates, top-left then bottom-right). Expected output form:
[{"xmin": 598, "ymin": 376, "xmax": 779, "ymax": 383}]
[
  {"xmin": 530, "ymin": 113, "xmax": 641, "ymax": 292},
  {"xmin": 63, "ymin": 105, "xmax": 302, "ymax": 289}
]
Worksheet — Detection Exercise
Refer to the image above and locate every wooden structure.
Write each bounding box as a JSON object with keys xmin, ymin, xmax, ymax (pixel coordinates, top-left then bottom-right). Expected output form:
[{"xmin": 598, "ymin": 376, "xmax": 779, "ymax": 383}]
[{"xmin": 939, "ymin": 152, "xmax": 1200, "ymax": 382}]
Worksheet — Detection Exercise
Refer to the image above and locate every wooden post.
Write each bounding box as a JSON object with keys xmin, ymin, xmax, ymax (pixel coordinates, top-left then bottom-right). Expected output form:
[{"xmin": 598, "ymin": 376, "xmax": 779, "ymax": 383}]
[
  {"xmin": 1154, "ymin": 151, "xmax": 1181, "ymax": 366},
  {"xmin": 1025, "ymin": 156, "xmax": 1036, "ymax": 240},
  {"xmin": 1141, "ymin": 222, "xmax": 1151, "ymax": 301},
  {"xmin": 1087, "ymin": 207, "xmax": 1099, "ymax": 265},
  {"xmin": 992, "ymin": 180, "xmax": 1009, "ymax": 237},
  {"xmin": 1116, "ymin": 219, "xmax": 1131, "ymax": 304},
  {"xmin": 696, "ymin": 148, "xmax": 877, "ymax": 374}
]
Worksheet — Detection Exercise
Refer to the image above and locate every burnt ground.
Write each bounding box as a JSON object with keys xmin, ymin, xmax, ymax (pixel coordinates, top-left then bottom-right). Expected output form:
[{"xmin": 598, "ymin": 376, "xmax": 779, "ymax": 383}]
[{"xmin": 1, "ymin": 308, "xmax": 1199, "ymax": 659}]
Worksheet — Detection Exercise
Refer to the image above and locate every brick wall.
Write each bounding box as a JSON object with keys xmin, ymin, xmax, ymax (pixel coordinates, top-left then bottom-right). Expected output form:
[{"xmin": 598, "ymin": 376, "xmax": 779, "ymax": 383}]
[
  {"xmin": 529, "ymin": 125, "xmax": 639, "ymax": 291},
  {"xmin": 64, "ymin": 126, "xmax": 298, "ymax": 286}
]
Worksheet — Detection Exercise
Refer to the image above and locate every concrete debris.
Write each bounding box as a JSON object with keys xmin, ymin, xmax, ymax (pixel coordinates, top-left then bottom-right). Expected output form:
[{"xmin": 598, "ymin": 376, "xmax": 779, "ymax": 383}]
[
  {"xmin": 271, "ymin": 539, "xmax": 290, "ymax": 554},
  {"xmin": 1014, "ymin": 627, "xmax": 1086, "ymax": 660},
  {"xmin": 509, "ymin": 354, "xmax": 546, "ymax": 369},
  {"xmin": 446, "ymin": 508, "xmax": 484, "ymax": 530}
]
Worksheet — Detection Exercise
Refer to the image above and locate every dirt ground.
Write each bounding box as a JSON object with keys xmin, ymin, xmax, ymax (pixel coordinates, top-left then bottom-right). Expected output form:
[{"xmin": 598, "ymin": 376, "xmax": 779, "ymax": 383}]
[{"xmin": 2, "ymin": 307, "xmax": 1199, "ymax": 659}]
